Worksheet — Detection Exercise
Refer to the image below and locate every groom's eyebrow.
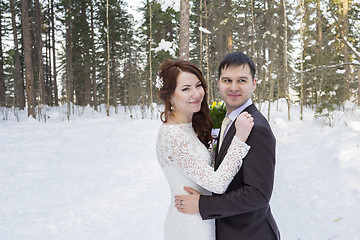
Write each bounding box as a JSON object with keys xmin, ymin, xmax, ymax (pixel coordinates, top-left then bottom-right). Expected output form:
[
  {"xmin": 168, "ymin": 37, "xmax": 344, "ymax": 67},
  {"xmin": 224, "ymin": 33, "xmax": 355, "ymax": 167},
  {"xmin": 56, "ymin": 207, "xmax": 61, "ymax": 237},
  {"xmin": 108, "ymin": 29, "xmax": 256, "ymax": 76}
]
[
  {"xmin": 221, "ymin": 75, "xmax": 248, "ymax": 80},
  {"xmin": 234, "ymin": 75, "xmax": 249, "ymax": 79}
]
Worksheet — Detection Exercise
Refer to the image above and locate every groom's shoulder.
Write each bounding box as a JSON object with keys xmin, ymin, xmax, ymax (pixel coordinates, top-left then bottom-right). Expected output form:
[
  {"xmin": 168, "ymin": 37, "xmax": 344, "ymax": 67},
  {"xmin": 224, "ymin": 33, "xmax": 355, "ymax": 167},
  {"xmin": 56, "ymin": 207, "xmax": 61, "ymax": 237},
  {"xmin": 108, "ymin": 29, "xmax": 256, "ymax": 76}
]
[{"xmin": 249, "ymin": 105, "xmax": 273, "ymax": 130}]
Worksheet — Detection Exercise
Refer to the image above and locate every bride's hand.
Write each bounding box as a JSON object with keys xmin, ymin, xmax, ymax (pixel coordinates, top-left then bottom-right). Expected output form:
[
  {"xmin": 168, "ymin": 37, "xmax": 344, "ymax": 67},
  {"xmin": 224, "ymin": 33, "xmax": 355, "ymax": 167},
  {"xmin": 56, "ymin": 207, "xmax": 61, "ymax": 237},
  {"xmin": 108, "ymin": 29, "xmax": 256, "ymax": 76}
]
[{"xmin": 235, "ymin": 112, "xmax": 254, "ymax": 142}]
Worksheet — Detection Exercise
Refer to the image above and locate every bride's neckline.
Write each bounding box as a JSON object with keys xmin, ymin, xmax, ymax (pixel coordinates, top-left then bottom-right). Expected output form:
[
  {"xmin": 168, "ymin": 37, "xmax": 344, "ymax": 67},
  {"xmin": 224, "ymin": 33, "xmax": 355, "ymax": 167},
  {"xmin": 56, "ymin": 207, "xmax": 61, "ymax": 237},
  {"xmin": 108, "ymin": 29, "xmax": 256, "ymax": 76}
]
[{"xmin": 165, "ymin": 114, "xmax": 192, "ymax": 127}]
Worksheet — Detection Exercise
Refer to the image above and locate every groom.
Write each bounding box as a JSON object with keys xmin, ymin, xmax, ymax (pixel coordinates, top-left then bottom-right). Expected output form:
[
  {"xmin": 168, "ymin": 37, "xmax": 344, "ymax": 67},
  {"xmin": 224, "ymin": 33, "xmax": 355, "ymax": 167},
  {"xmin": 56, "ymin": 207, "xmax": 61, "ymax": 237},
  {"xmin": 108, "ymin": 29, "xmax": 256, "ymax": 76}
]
[{"xmin": 175, "ymin": 52, "xmax": 280, "ymax": 239}]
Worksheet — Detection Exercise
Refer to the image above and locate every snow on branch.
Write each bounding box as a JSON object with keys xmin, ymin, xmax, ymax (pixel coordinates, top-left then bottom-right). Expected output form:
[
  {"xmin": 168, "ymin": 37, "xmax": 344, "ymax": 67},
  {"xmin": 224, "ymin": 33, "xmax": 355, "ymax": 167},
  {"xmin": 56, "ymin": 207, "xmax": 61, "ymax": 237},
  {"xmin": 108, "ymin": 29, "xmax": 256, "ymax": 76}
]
[
  {"xmin": 154, "ymin": 39, "xmax": 176, "ymax": 57},
  {"xmin": 296, "ymin": 62, "xmax": 360, "ymax": 74},
  {"xmin": 343, "ymin": 37, "xmax": 360, "ymax": 61},
  {"xmin": 324, "ymin": 3, "xmax": 360, "ymax": 61},
  {"xmin": 156, "ymin": 0, "xmax": 180, "ymax": 12},
  {"xmin": 199, "ymin": 27, "xmax": 211, "ymax": 34}
]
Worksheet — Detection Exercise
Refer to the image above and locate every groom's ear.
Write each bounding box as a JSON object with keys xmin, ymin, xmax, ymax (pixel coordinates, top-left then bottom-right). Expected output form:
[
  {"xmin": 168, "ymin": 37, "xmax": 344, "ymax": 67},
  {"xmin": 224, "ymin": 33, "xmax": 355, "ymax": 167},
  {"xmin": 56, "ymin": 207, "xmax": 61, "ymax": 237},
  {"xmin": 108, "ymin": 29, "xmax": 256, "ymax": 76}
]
[{"xmin": 252, "ymin": 79, "xmax": 257, "ymax": 92}]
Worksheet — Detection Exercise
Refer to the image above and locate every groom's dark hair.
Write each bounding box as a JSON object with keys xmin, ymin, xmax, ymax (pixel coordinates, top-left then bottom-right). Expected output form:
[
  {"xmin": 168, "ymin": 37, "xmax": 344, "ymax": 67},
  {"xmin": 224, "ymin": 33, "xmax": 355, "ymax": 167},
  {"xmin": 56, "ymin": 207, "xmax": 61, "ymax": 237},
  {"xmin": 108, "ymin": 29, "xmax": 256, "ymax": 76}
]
[{"xmin": 218, "ymin": 52, "xmax": 256, "ymax": 80}]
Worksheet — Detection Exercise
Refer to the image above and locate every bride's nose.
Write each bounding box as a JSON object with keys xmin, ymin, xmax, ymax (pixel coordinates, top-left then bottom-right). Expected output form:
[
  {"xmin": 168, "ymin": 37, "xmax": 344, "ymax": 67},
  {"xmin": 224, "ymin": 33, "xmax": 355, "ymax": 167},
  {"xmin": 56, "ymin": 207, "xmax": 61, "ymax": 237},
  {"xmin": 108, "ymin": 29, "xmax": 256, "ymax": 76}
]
[{"xmin": 192, "ymin": 88, "xmax": 203, "ymax": 99}]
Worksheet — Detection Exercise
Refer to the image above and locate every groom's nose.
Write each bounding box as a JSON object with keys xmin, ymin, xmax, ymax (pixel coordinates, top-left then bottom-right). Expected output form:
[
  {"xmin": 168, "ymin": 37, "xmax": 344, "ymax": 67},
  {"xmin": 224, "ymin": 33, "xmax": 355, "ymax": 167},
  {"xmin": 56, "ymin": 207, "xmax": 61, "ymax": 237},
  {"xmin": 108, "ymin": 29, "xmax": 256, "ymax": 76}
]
[{"xmin": 229, "ymin": 81, "xmax": 239, "ymax": 91}]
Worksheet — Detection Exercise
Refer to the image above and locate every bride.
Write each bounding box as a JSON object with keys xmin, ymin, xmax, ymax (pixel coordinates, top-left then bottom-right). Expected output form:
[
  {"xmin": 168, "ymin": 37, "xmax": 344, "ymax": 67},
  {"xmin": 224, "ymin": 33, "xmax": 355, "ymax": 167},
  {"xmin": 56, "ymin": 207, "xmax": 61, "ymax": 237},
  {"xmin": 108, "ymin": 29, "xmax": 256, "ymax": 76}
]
[{"xmin": 156, "ymin": 59, "xmax": 254, "ymax": 240}]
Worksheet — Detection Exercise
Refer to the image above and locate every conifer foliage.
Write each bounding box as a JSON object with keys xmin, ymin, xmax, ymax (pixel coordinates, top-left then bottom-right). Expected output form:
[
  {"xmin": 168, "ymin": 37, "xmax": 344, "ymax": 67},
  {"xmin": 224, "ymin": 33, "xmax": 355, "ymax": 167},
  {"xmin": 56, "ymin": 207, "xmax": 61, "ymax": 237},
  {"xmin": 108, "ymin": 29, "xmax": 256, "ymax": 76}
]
[{"xmin": 0, "ymin": 0, "xmax": 359, "ymax": 120}]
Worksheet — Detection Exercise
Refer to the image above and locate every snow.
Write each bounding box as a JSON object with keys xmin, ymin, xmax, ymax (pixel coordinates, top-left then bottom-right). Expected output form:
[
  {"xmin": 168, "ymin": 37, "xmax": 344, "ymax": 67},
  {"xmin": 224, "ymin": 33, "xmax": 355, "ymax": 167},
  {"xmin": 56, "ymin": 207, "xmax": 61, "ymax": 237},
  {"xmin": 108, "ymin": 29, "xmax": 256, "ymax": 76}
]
[
  {"xmin": 343, "ymin": 37, "xmax": 360, "ymax": 60},
  {"xmin": 1, "ymin": 101, "xmax": 360, "ymax": 240},
  {"xmin": 199, "ymin": 27, "xmax": 211, "ymax": 34},
  {"xmin": 154, "ymin": 39, "xmax": 176, "ymax": 57},
  {"xmin": 156, "ymin": 0, "xmax": 180, "ymax": 12}
]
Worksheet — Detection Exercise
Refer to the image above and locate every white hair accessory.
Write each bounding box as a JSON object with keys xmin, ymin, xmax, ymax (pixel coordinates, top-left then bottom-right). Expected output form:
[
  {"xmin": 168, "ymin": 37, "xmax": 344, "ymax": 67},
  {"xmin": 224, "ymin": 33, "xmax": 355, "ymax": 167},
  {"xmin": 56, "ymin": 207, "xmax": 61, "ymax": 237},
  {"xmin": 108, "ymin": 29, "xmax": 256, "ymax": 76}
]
[{"xmin": 155, "ymin": 75, "xmax": 163, "ymax": 89}]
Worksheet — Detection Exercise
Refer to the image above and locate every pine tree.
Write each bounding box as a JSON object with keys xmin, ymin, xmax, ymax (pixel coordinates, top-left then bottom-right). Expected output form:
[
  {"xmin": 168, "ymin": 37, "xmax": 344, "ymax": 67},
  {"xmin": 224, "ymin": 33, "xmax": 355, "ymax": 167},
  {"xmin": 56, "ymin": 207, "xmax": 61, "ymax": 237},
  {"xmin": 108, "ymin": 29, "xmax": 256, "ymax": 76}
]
[
  {"xmin": 10, "ymin": 0, "xmax": 25, "ymax": 109},
  {"xmin": 21, "ymin": 0, "xmax": 36, "ymax": 118},
  {"xmin": 65, "ymin": 0, "xmax": 74, "ymax": 119},
  {"xmin": 179, "ymin": 0, "xmax": 190, "ymax": 60},
  {"xmin": 139, "ymin": 1, "xmax": 178, "ymax": 106},
  {"xmin": 90, "ymin": 0, "xmax": 97, "ymax": 110},
  {"xmin": 51, "ymin": 0, "xmax": 59, "ymax": 106},
  {"xmin": 0, "ymin": 1, "xmax": 5, "ymax": 107},
  {"xmin": 34, "ymin": 0, "xmax": 46, "ymax": 106}
]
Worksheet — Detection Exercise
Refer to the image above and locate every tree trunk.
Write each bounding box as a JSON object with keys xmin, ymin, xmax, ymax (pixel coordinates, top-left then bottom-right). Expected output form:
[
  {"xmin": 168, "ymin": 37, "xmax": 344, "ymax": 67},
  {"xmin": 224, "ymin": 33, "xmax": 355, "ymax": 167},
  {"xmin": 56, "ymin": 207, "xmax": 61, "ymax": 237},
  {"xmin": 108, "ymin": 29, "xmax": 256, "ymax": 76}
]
[
  {"xmin": 0, "ymin": 6, "xmax": 5, "ymax": 107},
  {"xmin": 315, "ymin": 0, "xmax": 324, "ymax": 107},
  {"xmin": 179, "ymin": 0, "xmax": 190, "ymax": 60},
  {"xmin": 21, "ymin": 0, "xmax": 36, "ymax": 118},
  {"xmin": 10, "ymin": 0, "xmax": 25, "ymax": 109},
  {"xmin": 46, "ymin": 23, "xmax": 53, "ymax": 106},
  {"xmin": 225, "ymin": 0, "xmax": 233, "ymax": 53},
  {"xmin": 251, "ymin": 0, "xmax": 255, "ymax": 59},
  {"xmin": 267, "ymin": 0, "xmax": 275, "ymax": 121},
  {"xmin": 123, "ymin": 55, "xmax": 128, "ymax": 110},
  {"xmin": 110, "ymin": 40, "xmax": 117, "ymax": 110},
  {"xmin": 148, "ymin": 0, "xmax": 153, "ymax": 115},
  {"xmin": 342, "ymin": 0, "xmax": 350, "ymax": 103},
  {"xmin": 106, "ymin": 0, "xmax": 110, "ymax": 116},
  {"xmin": 199, "ymin": 0, "xmax": 203, "ymax": 72},
  {"xmin": 90, "ymin": 1, "xmax": 97, "ymax": 110},
  {"xmin": 358, "ymin": 67, "xmax": 360, "ymax": 107},
  {"xmin": 282, "ymin": 0, "xmax": 291, "ymax": 121},
  {"xmin": 204, "ymin": 0, "xmax": 211, "ymax": 103},
  {"xmin": 82, "ymin": 2, "xmax": 91, "ymax": 106},
  {"xmin": 299, "ymin": 0, "xmax": 305, "ymax": 120},
  {"xmin": 35, "ymin": 0, "xmax": 46, "ymax": 106},
  {"xmin": 51, "ymin": 0, "xmax": 58, "ymax": 106},
  {"xmin": 66, "ymin": 0, "xmax": 74, "ymax": 120}
]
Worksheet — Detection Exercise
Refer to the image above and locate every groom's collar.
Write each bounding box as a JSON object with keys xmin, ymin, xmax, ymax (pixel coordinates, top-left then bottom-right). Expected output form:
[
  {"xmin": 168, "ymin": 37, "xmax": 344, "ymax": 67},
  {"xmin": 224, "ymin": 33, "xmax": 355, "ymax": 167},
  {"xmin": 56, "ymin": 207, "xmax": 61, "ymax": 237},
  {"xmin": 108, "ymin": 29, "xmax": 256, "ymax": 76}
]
[{"xmin": 227, "ymin": 98, "xmax": 253, "ymax": 122}]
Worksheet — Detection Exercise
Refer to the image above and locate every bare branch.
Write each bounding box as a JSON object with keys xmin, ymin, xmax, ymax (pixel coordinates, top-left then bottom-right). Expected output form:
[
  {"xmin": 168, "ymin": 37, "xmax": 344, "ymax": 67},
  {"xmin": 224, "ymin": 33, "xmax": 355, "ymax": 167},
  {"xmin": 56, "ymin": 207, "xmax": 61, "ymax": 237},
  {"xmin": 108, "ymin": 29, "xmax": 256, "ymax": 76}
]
[{"xmin": 296, "ymin": 62, "xmax": 360, "ymax": 73}]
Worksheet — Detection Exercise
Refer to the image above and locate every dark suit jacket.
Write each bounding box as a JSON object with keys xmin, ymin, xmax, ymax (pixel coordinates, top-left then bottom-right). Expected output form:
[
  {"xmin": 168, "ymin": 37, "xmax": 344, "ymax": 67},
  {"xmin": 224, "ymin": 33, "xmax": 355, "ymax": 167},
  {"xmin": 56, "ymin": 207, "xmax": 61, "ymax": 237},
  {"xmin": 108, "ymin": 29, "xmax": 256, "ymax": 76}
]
[{"xmin": 199, "ymin": 104, "xmax": 280, "ymax": 240}]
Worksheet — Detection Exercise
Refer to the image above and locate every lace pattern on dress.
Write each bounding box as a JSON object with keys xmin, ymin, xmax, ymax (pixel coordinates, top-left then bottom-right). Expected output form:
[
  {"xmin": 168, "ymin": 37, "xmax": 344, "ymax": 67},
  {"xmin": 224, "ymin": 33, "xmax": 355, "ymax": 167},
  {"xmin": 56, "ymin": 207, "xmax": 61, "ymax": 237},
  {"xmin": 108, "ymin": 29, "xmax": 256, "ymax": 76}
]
[{"xmin": 156, "ymin": 123, "xmax": 250, "ymax": 194}]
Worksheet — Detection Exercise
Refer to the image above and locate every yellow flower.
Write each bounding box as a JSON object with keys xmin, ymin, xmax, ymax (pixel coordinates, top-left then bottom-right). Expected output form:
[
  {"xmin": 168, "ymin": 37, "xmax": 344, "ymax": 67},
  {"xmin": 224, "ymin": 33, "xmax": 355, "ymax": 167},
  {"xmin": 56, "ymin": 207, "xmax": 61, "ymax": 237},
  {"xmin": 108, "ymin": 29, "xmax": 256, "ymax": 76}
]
[{"xmin": 211, "ymin": 101, "xmax": 216, "ymax": 109}]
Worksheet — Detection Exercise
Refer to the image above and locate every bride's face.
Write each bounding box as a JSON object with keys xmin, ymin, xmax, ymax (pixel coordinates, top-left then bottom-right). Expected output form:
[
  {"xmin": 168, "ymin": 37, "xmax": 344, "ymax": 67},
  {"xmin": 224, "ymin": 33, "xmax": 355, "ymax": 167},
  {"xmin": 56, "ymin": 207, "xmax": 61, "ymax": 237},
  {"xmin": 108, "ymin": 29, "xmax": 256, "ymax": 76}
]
[{"xmin": 171, "ymin": 71, "xmax": 205, "ymax": 120}]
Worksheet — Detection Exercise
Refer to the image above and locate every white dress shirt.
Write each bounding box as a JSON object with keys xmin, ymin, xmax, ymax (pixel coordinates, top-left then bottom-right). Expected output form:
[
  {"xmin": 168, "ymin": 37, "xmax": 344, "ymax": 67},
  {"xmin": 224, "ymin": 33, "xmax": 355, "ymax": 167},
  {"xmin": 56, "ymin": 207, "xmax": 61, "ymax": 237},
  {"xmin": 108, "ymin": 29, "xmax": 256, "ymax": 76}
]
[{"xmin": 222, "ymin": 98, "xmax": 253, "ymax": 138}]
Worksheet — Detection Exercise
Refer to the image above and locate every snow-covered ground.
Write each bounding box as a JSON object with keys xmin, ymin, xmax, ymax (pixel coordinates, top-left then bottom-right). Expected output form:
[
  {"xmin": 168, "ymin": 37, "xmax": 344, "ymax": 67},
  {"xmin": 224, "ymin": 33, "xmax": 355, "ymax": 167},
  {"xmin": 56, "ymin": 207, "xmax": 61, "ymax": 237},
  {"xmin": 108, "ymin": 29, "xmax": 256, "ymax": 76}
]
[{"xmin": 1, "ymin": 102, "xmax": 359, "ymax": 240}]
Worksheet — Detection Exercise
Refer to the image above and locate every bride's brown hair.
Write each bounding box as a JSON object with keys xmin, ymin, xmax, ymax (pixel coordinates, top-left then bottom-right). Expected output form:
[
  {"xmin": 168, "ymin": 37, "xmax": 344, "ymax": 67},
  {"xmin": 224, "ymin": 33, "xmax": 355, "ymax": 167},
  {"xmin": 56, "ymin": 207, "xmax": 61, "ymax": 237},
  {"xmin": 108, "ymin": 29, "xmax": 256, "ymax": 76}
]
[{"xmin": 157, "ymin": 59, "xmax": 213, "ymax": 148}]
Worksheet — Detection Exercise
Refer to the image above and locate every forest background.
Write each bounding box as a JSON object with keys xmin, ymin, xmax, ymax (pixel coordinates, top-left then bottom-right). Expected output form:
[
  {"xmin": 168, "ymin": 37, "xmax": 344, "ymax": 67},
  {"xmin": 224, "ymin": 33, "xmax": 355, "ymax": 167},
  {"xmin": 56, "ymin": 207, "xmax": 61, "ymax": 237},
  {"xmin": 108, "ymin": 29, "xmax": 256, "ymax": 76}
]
[{"xmin": 0, "ymin": 0, "xmax": 359, "ymax": 122}]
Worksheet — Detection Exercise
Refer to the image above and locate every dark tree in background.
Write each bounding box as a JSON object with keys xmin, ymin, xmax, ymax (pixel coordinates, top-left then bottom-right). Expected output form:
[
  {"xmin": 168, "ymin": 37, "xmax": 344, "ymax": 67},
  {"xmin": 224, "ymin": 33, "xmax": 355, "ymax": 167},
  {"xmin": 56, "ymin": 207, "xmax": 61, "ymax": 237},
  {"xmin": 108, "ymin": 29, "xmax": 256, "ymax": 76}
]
[{"xmin": 0, "ymin": 0, "xmax": 359, "ymax": 120}]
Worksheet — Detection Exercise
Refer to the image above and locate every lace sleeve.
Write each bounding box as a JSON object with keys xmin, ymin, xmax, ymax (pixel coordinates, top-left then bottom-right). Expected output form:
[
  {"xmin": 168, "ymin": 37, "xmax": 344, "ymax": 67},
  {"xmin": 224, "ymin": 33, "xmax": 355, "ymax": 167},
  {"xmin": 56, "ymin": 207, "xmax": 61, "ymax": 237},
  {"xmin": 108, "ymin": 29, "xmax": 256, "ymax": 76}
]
[{"xmin": 162, "ymin": 126, "xmax": 250, "ymax": 194}]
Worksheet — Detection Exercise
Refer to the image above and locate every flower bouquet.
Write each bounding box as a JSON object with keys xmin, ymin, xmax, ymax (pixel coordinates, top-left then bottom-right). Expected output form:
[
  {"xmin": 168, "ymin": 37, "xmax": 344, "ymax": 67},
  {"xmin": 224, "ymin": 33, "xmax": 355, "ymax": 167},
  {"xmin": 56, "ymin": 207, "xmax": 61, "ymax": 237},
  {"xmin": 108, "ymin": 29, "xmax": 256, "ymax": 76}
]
[
  {"xmin": 210, "ymin": 102, "xmax": 226, "ymax": 150},
  {"xmin": 210, "ymin": 101, "xmax": 226, "ymax": 129}
]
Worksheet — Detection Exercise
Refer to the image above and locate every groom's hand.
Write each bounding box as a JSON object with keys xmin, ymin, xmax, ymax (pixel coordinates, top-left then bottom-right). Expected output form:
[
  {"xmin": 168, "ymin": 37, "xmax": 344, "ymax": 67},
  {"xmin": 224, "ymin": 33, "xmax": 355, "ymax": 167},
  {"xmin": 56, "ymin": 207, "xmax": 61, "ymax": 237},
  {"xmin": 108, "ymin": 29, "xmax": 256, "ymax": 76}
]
[{"xmin": 174, "ymin": 187, "xmax": 200, "ymax": 214}]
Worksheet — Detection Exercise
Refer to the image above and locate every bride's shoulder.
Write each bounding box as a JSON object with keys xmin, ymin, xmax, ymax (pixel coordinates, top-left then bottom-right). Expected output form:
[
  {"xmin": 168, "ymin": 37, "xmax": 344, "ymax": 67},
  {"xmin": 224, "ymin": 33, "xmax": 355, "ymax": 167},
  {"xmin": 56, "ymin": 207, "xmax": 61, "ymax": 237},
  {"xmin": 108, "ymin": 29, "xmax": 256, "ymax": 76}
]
[
  {"xmin": 163, "ymin": 118, "xmax": 178, "ymax": 125},
  {"xmin": 158, "ymin": 122, "xmax": 188, "ymax": 136},
  {"xmin": 159, "ymin": 123, "xmax": 180, "ymax": 133}
]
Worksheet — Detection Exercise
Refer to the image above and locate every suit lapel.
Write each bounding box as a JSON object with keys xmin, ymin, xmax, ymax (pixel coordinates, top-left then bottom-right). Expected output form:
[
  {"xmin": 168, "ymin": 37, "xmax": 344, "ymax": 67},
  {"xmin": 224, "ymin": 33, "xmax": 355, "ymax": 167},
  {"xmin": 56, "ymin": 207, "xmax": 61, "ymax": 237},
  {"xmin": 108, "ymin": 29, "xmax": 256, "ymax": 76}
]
[
  {"xmin": 214, "ymin": 123, "xmax": 235, "ymax": 170},
  {"xmin": 214, "ymin": 104, "xmax": 257, "ymax": 170}
]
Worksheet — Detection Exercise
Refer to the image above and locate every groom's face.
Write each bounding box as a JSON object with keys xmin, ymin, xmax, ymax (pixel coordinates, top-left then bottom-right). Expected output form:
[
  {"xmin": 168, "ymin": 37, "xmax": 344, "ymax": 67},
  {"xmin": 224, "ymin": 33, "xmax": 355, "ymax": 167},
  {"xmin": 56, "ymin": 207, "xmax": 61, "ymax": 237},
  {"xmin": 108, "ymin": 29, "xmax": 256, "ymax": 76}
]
[{"xmin": 218, "ymin": 64, "xmax": 256, "ymax": 114}]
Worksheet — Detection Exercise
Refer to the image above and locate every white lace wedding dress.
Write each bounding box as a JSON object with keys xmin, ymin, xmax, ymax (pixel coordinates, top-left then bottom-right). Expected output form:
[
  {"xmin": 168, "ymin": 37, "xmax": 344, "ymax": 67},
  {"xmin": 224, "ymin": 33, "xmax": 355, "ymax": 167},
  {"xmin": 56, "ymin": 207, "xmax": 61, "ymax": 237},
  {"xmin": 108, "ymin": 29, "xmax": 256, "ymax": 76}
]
[{"xmin": 156, "ymin": 123, "xmax": 250, "ymax": 240}]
